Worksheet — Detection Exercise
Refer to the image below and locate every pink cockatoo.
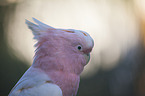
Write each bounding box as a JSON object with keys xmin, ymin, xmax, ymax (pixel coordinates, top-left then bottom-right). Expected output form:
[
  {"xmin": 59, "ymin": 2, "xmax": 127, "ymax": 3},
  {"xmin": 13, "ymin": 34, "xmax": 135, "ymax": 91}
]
[{"xmin": 9, "ymin": 18, "xmax": 94, "ymax": 96}]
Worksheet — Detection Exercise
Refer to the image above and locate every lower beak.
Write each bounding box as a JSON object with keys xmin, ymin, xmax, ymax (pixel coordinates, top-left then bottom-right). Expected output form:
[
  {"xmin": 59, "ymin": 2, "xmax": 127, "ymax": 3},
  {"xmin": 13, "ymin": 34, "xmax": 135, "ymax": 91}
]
[{"xmin": 84, "ymin": 53, "xmax": 90, "ymax": 64}]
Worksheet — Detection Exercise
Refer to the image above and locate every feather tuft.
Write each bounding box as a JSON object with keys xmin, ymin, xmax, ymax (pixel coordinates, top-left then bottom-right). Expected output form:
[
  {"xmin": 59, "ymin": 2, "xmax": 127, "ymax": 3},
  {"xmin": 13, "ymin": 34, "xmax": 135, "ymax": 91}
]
[{"xmin": 32, "ymin": 17, "xmax": 54, "ymax": 29}]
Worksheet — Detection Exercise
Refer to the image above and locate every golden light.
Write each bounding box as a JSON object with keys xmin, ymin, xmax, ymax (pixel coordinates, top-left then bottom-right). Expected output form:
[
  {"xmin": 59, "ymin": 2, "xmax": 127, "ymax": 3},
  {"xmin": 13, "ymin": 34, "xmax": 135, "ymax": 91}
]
[{"xmin": 4, "ymin": 0, "xmax": 139, "ymax": 78}]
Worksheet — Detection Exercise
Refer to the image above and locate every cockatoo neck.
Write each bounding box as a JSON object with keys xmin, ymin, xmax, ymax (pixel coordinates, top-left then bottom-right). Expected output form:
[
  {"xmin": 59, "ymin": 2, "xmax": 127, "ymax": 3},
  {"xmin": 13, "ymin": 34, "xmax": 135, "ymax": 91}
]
[{"xmin": 32, "ymin": 45, "xmax": 84, "ymax": 96}]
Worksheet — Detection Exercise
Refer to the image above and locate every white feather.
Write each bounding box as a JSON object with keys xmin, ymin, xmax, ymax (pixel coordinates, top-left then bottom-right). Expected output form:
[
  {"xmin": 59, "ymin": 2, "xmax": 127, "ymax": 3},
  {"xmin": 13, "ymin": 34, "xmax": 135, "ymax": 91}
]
[
  {"xmin": 9, "ymin": 67, "xmax": 62, "ymax": 96},
  {"xmin": 32, "ymin": 17, "xmax": 54, "ymax": 29},
  {"xmin": 25, "ymin": 18, "xmax": 55, "ymax": 39}
]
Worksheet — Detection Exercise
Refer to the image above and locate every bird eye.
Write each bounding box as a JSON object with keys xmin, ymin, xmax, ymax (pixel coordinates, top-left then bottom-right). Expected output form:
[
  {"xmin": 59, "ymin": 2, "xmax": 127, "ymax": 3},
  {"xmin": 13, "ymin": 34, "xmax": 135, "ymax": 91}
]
[{"xmin": 77, "ymin": 45, "xmax": 82, "ymax": 51}]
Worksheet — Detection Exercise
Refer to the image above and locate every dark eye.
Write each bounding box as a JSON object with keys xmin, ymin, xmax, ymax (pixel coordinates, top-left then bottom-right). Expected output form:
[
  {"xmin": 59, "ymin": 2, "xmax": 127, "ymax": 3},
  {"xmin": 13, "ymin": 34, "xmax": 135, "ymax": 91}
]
[{"xmin": 77, "ymin": 45, "xmax": 82, "ymax": 50}]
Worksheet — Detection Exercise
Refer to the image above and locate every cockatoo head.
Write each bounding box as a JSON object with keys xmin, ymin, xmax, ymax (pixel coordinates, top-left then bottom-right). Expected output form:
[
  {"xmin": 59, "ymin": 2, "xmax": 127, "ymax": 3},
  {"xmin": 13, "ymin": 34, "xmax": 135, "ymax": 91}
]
[{"xmin": 26, "ymin": 18, "xmax": 94, "ymax": 75}]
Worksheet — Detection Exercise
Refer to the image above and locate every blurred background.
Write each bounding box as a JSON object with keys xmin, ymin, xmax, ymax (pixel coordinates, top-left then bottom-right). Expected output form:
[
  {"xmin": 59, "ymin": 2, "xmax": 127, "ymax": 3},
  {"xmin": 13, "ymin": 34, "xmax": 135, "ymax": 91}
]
[{"xmin": 0, "ymin": 0, "xmax": 145, "ymax": 96}]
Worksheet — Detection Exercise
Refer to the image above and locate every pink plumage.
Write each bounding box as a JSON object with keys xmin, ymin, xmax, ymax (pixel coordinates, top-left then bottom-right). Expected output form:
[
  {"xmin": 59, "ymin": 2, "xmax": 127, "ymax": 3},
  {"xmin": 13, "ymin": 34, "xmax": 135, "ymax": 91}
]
[{"xmin": 9, "ymin": 18, "xmax": 94, "ymax": 96}]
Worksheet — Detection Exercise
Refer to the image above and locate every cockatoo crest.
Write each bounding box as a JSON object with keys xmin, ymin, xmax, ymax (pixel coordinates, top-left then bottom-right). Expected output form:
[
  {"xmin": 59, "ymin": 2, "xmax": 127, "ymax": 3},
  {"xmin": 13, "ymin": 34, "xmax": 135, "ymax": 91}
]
[
  {"xmin": 25, "ymin": 18, "xmax": 94, "ymax": 49},
  {"xmin": 25, "ymin": 17, "xmax": 55, "ymax": 39}
]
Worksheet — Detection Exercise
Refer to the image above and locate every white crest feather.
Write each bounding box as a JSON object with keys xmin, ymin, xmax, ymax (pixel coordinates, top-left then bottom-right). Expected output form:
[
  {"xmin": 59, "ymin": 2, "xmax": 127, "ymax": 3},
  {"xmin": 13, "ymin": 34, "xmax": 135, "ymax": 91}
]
[
  {"xmin": 32, "ymin": 17, "xmax": 54, "ymax": 29},
  {"xmin": 25, "ymin": 19, "xmax": 40, "ymax": 36},
  {"xmin": 25, "ymin": 18, "xmax": 55, "ymax": 39}
]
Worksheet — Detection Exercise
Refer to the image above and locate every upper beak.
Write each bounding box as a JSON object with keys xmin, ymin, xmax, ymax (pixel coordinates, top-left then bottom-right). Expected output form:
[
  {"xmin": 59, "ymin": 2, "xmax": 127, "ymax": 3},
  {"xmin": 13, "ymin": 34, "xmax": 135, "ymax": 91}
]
[{"xmin": 84, "ymin": 53, "xmax": 90, "ymax": 64}]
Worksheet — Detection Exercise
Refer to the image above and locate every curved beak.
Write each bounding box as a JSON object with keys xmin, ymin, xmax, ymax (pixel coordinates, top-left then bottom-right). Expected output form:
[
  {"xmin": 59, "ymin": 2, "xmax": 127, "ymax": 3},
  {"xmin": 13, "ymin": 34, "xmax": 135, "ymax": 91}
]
[{"xmin": 84, "ymin": 53, "xmax": 90, "ymax": 64}]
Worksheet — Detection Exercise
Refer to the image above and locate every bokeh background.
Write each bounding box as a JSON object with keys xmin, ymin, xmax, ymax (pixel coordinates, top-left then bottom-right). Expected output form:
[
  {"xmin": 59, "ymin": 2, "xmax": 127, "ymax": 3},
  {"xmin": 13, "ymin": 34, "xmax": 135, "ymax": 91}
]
[{"xmin": 1, "ymin": 0, "xmax": 145, "ymax": 96}]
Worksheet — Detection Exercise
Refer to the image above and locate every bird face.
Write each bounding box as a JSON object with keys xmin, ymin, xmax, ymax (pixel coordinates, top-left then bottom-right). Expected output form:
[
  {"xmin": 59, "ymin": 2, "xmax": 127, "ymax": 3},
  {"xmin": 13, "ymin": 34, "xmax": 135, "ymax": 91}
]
[{"xmin": 56, "ymin": 29, "xmax": 94, "ymax": 65}]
